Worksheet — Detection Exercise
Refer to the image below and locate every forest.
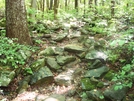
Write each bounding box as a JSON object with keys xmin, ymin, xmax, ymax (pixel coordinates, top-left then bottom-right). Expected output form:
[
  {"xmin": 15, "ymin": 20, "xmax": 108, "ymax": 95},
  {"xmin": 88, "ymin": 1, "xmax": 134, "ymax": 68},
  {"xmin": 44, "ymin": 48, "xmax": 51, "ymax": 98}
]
[{"xmin": 0, "ymin": 0, "xmax": 134, "ymax": 101}]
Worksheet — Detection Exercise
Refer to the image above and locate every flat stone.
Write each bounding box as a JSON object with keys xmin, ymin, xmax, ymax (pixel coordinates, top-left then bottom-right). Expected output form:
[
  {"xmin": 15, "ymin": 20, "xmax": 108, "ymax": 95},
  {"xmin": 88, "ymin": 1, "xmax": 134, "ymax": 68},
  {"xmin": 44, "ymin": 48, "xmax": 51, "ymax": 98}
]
[
  {"xmin": 38, "ymin": 47, "xmax": 55, "ymax": 56},
  {"xmin": 56, "ymin": 55, "xmax": 76, "ymax": 65},
  {"xmin": 30, "ymin": 58, "xmax": 45, "ymax": 71},
  {"xmin": 30, "ymin": 66, "xmax": 53, "ymax": 85},
  {"xmin": 44, "ymin": 94, "xmax": 65, "ymax": 101},
  {"xmin": 84, "ymin": 66, "xmax": 109, "ymax": 78},
  {"xmin": 52, "ymin": 33, "xmax": 68, "ymax": 42},
  {"xmin": 85, "ymin": 51, "xmax": 108, "ymax": 61},
  {"xmin": 81, "ymin": 78, "xmax": 97, "ymax": 90},
  {"xmin": 55, "ymin": 69, "xmax": 74, "ymax": 86},
  {"xmin": 86, "ymin": 90, "xmax": 104, "ymax": 101},
  {"xmin": 0, "ymin": 70, "xmax": 15, "ymax": 86},
  {"xmin": 64, "ymin": 44, "xmax": 85, "ymax": 53},
  {"xmin": 103, "ymin": 85, "xmax": 128, "ymax": 101},
  {"xmin": 46, "ymin": 57, "xmax": 61, "ymax": 71}
]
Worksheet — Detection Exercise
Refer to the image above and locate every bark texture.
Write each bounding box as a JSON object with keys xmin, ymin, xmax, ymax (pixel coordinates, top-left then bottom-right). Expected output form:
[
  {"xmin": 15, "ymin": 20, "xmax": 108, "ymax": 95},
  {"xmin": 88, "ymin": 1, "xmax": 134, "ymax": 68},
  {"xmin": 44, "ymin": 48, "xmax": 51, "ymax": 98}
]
[{"xmin": 6, "ymin": 0, "xmax": 32, "ymax": 45}]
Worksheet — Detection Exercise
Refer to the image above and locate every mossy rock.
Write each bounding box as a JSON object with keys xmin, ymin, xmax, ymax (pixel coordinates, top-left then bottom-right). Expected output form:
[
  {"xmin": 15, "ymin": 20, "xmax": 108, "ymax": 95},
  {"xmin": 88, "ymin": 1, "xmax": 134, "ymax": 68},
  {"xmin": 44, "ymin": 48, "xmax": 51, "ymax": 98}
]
[
  {"xmin": 104, "ymin": 70, "xmax": 114, "ymax": 80},
  {"xmin": 81, "ymin": 78, "xmax": 97, "ymax": 90}
]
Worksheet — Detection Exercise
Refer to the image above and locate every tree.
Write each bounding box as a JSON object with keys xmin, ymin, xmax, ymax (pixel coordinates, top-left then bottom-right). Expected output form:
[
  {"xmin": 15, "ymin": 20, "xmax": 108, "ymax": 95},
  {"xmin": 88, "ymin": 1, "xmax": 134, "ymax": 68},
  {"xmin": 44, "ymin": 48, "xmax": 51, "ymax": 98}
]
[
  {"xmin": 30, "ymin": 0, "xmax": 37, "ymax": 20},
  {"xmin": 54, "ymin": 0, "xmax": 59, "ymax": 19},
  {"xmin": 75, "ymin": 0, "xmax": 78, "ymax": 12},
  {"xmin": 6, "ymin": 0, "xmax": 32, "ymax": 45}
]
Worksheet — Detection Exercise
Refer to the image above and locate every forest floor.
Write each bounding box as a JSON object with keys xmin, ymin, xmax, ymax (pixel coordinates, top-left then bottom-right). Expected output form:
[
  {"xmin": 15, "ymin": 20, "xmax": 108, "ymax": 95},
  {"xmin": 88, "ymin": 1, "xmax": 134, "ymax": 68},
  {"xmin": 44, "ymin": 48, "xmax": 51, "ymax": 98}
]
[{"xmin": 0, "ymin": 16, "xmax": 134, "ymax": 101}]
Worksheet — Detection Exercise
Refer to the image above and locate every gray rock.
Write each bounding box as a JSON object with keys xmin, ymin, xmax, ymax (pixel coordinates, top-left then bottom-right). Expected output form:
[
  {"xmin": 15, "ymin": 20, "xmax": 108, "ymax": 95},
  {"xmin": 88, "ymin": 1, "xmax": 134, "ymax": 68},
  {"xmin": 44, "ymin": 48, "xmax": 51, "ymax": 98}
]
[
  {"xmin": 88, "ymin": 59, "xmax": 104, "ymax": 69},
  {"xmin": 53, "ymin": 47, "xmax": 64, "ymax": 55},
  {"xmin": 55, "ymin": 69, "xmax": 74, "ymax": 86},
  {"xmin": 52, "ymin": 33, "xmax": 68, "ymax": 42},
  {"xmin": 86, "ymin": 90, "xmax": 105, "ymax": 101},
  {"xmin": 64, "ymin": 44, "xmax": 85, "ymax": 53},
  {"xmin": 38, "ymin": 47, "xmax": 55, "ymax": 56},
  {"xmin": 46, "ymin": 57, "xmax": 61, "ymax": 71},
  {"xmin": 0, "ymin": 70, "xmax": 15, "ymax": 86},
  {"xmin": 30, "ymin": 58, "xmax": 45, "ymax": 71},
  {"xmin": 19, "ymin": 50, "xmax": 32, "ymax": 60},
  {"xmin": 56, "ymin": 55, "xmax": 76, "ymax": 65},
  {"xmin": 85, "ymin": 51, "xmax": 108, "ymax": 61},
  {"xmin": 30, "ymin": 66, "xmax": 53, "ymax": 85},
  {"xmin": 44, "ymin": 94, "xmax": 65, "ymax": 101},
  {"xmin": 103, "ymin": 85, "xmax": 128, "ymax": 101},
  {"xmin": 84, "ymin": 66, "xmax": 109, "ymax": 78},
  {"xmin": 17, "ymin": 75, "xmax": 31, "ymax": 94},
  {"xmin": 67, "ymin": 31, "xmax": 81, "ymax": 39}
]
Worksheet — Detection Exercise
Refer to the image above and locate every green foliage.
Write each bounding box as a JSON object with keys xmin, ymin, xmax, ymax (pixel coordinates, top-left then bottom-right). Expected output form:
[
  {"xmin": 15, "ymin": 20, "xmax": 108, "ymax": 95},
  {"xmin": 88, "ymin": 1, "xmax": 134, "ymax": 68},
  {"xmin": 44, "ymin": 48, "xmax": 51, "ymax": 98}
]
[
  {"xmin": 0, "ymin": 36, "xmax": 33, "ymax": 68},
  {"xmin": 110, "ymin": 39, "xmax": 134, "ymax": 90},
  {"xmin": 24, "ymin": 67, "xmax": 33, "ymax": 75},
  {"xmin": 113, "ymin": 63, "xmax": 134, "ymax": 90}
]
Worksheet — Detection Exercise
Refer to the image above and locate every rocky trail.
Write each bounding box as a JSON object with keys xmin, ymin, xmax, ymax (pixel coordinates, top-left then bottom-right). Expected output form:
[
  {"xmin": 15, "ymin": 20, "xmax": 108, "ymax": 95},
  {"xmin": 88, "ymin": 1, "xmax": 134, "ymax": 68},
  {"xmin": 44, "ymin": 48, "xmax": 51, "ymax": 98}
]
[{"xmin": 0, "ymin": 17, "xmax": 134, "ymax": 101}]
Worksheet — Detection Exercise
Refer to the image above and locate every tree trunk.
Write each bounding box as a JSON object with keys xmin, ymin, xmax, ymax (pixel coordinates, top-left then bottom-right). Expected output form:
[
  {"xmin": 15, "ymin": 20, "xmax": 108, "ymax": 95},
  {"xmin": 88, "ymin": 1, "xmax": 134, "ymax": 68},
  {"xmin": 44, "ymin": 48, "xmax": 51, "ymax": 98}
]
[
  {"xmin": 65, "ymin": 0, "xmax": 68, "ymax": 10},
  {"xmin": 6, "ymin": 0, "xmax": 32, "ymax": 45},
  {"xmin": 54, "ymin": 0, "xmax": 59, "ymax": 19},
  {"xmin": 75, "ymin": 0, "xmax": 78, "ymax": 12},
  {"xmin": 50, "ymin": 0, "xmax": 53, "ymax": 10},
  {"xmin": 30, "ymin": 0, "xmax": 37, "ymax": 20},
  {"xmin": 46, "ymin": 0, "xmax": 49, "ymax": 12},
  {"xmin": 88, "ymin": 0, "xmax": 93, "ymax": 8},
  {"xmin": 111, "ymin": 0, "xmax": 115, "ymax": 17}
]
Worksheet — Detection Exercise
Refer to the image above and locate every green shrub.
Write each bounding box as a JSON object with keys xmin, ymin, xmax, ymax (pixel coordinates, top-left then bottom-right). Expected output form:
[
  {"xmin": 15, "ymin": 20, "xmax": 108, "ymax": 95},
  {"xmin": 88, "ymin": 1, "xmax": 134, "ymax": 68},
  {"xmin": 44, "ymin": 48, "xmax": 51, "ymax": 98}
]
[{"xmin": 0, "ymin": 36, "xmax": 33, "ymax": 68}]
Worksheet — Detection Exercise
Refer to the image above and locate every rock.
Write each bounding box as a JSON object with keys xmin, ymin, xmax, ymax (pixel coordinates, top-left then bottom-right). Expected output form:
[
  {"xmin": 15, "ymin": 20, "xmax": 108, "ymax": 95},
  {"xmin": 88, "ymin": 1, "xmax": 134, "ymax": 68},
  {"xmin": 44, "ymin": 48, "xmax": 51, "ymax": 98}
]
[
  {"xmin": 56, "ymin": 55, "xmax": 76, "ymax": 65},
  {"xmin": 83, "ymin": 38, "xmax": 95, "ymax": 48},
  {"xmin": 0, "ymin": 70, "xmax": 15, "ymax": 86},
  {"xmin": 42, "ymin": 34, "xmax": 51, "ymax": 38},
  {"xmin": 52, "ymin": 33, "xmax": 68, "ymax": 42},
  {"xmin": 64, "ymin": 44, "xmax": 85, "ymax": 53},
  {"xmin": 30, "ymin": 66, "xmax": 53, "ymax": 85},
  {"xmin": 84, "ymin": 66, "xmax": 109, "ymax": 78},
  {"xmin": 85, "ymin": 51, "xmax": 108, "ymax": 61},
  {"xmin": 12, "ymin": 91, "xmax": 48, "ymax": 101},
  {"xmin": 38, "ymin": 47, "xmax": 55, "ymax": 56},
  {"xmin": 30, "ymin": 58, "xmax": 45, "ymax": 71},
  {"xmin": 88, "ymin": 59, "xmax": 104, "ymax": 69},
  {"xmin": 55, "ymin": 69, "xmax": 74, "ymax": 86},
  {"xmin": 103, "ymin": 85, "xmax": 128, "ymax": 101},
  {"xmin": 104, "ymin": 70, "xmax": 114, "ymax": 80},
  {"xmin": 17, "ymin": 75, "xmax": 31, "ymax": 94},
  {"xmin": 46, "ymin": 57, "xmax": 61, "ymax": 71},
  {"xmin": 19, "ymin": 49, "xmax": 32, "ymax": 60},
  {"xmin": 86, "ymin": 90, "xmax": 105, "ymax": 101},
  {"xmin": 68, "ymin": 31, "xmax": 81, "ymax": 39},
  {"xmin": 44, "ymin": 94, "xmax": 65, "ymax": 101},
  {"xmin": 53, "ymin": 47, "xmax": 64, "ymax": 55},
  {"xmin": 76, "ymin": 52, "xmax": 86, "ymax": 59},
  {"xmin": 66, "ymin": 97, "xmax": 77, "ymax": 101},
  {"xmin": 80, "ymin": 28, "xmax": 89, "ymax": 35},
  {"xmin": 97, "ymin": 82, "xmax": 104, "ymax": 88},
  {"xmin": 81, "ymin": 78, "xmax": 97, "ymax": 90}
]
